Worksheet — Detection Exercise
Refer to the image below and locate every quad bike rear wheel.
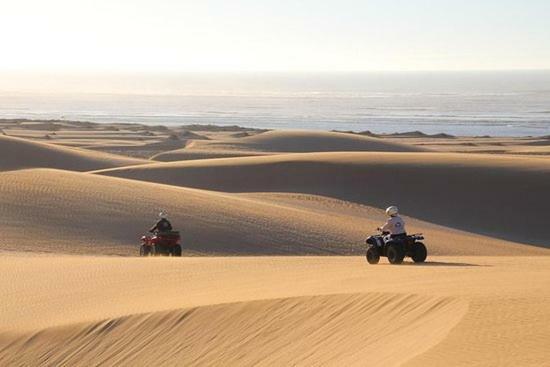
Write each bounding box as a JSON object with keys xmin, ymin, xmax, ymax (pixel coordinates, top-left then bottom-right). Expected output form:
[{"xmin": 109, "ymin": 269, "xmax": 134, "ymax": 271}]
[
  {"xmin": 153, "ymin": 244, "xmax": 164, "ymax": 256},
  {"xmin": 366, "ymin": 246, "xmax": 380, "ymax": 264},
  {"xmin": 140, "ymin": 245, "xmax": 153, "ymax": 257},
  {"xmin": 411, "ymin": 242, "xmax": 427, "ymax": 263},
  {"xmin": 386, "ymin": 243, "xmax": 405, "ymax": 264}
]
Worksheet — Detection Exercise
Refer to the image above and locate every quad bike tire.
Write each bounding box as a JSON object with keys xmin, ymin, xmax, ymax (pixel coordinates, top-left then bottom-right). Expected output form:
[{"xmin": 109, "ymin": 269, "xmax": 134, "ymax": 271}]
[
  {"xmin": 140, "ymin": 245, "xmax": 153, "ymax": 257},
  {"xmin": 411, "ymin": 242, "xmax": 427, "ymax": 263},
  {"xmin": 366, "ymin": 246, "xmax": 380, "ymax": 264},
  {"xmin": 172, "ymin": 245, "xmax": 182, "ymax": 257},
  {"xmin": 160, "ymin": 244, "xmax": 175, "ymax": 256},
  {"xmin": 153, "ymin": 245, "xmax": 164, "ymax": 256},
  {"xmin": 386, "ymin": 243, "xmax": 405, "ymax": 264}
]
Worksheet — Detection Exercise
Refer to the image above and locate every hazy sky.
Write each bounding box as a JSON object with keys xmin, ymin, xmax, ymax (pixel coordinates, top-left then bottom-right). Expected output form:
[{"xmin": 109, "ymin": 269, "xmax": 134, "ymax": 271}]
[{"xmin": 1, "ymin": 0, "xmax": 549, "ymax": 72}]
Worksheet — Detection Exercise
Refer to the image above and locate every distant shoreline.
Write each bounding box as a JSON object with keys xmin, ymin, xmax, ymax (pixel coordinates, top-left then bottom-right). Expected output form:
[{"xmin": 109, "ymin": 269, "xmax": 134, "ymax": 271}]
[{"xmin": 3, "ymin": 118, "xmax": 549, "ymax": 139}]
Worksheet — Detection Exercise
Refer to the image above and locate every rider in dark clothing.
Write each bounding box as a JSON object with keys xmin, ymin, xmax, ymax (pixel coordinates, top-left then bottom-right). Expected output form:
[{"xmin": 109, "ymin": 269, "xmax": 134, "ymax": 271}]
[{"xmin": 149, "ymin": 212, "xmax": 173, "ymax": 233}]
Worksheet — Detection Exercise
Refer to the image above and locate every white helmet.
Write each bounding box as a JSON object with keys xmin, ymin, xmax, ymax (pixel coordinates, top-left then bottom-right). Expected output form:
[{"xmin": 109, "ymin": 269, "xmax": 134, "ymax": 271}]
[
  {"xmin": 159, "ymin": 211, "xmax": 167, "ymax": 219},
  {"xmin": 385, "ymin": 206, "xmax": 399, "ymax": 216}
]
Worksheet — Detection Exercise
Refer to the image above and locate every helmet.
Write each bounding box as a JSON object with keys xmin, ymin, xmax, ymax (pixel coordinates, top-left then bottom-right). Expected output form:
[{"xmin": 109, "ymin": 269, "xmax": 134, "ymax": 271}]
[
  {"xmin": 159, "ymin": 211, "xmax": 167, "ymax": 219},
  {"xmin": 385, "ymin": 206, "xmax": 398, "ymax": 216}
]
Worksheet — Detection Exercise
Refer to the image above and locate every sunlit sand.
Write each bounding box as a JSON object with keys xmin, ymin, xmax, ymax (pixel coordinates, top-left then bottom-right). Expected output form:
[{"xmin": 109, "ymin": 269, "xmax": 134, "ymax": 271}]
[{"xmin": 0, "ymin": 120, "xmax": 549, "ymax": 366}]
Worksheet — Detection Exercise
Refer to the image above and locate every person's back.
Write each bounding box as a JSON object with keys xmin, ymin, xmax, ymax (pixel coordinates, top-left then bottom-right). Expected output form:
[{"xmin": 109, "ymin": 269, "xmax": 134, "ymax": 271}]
[
  {"xmin": 379, "ymin": 206, "xmax": 406, "ymax": 236},
  {"xmin": 150, "ymin": 211, "xmax": 173, "ymax": 233}
]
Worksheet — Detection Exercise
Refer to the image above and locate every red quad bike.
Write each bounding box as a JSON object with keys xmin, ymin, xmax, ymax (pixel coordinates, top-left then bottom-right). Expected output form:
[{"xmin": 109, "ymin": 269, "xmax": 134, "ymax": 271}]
[
  {"xmin": 140, "ymin": 231, "xmax": 182, "ymax": 257},
  {"xmin": 365, "ymin": 230, "xmax": 427, "ymax": 265}
]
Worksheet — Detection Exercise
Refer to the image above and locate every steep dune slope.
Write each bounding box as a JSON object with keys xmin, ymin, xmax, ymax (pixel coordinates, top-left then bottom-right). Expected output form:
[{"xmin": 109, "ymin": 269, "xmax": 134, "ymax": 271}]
[
  {"xmin": 0, "ymin": 135, "xmax": 145, "ymax": 171},
  {"xmin": 95, "ymin": 152, "xmax": 550, "ymax": 247}
]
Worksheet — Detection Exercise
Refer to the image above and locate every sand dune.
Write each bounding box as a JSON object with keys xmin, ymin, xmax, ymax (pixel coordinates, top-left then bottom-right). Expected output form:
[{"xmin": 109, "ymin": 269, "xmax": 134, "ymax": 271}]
[
  {"xmin": 152, "ymin": 148, "xmax": 269, "ymax": 161},
  {"xmin": 1, "ymin": 255, "xmax": 549, "ymax": 366},
  {"xmin": 209, "ymin": 130, "xmax": 427, "ymax": 152},
  {"xmin": 2, "ymin": 121, "xmax": 549, "ymax": 366},
  {"xmin": 95, "ymin": 152, "xmax": 550, "ymax": 247},
  {"xmin": 85, "ymin": 137, "xmax": 188, "ymax": 158},
  {"xmin": 0, "ymin": 168, "xmax": 365, "ymax": 255},
  {"xmin": 0, "ymin": 135, "xmax": 145, "ymax": 171},
  {"xmin": 1, "ymin": 168, "xmax": 541, "ymax": 256},
  {"xmin": 0, "ymin": 294, "xmax": 466, "ymax": 366},
  {"xmin": 152, "ymin": 130, "xmax": 425, "ymax": 161}
]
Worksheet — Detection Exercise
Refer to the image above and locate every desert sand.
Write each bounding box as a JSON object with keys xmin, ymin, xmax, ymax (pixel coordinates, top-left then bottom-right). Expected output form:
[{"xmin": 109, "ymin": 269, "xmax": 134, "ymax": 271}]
[
  {"xmin": 1, "ymin": 256, "xmax": 549, "ymax": 366},
  {"xmin": 0, "ymin": 119, "xmax": 549, "ymax": 366}
]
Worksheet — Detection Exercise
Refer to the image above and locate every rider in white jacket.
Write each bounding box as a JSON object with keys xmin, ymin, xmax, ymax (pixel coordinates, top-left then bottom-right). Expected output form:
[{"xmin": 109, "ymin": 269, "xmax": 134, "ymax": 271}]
[{"xmin": 379, "ymin": 206, "xmax": 406, "ymax": 236}]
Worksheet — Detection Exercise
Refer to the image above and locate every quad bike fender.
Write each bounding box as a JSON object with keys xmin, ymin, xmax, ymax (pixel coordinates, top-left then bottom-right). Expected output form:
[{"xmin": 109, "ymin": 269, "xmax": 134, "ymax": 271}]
[{"xmin": 366, "ymin": 236, "xmax": 377, "ymax": 246}]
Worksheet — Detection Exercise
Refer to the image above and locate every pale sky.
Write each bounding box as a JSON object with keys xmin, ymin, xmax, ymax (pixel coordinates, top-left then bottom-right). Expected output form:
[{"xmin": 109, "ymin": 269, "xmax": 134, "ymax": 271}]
[{"xmin": 1, "ymin": 0, "xmax": 549, "ymax": 72}]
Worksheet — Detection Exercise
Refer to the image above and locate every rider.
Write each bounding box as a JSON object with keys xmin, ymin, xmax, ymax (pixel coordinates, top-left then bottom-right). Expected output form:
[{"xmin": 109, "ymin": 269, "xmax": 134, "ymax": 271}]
[
  {"xmin": 378, "ymin": 206, "xmax": 406, "ymax": 238},
  {"xmin": 149, "ymin": 211, "xmax": 173, "ymax": 233}
]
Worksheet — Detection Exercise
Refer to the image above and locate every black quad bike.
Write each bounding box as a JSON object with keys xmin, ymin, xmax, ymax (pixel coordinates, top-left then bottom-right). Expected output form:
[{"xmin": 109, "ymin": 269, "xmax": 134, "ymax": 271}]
[{"xmin": 365, "ymin": 231, "xmax": 427, "ymax": 264}]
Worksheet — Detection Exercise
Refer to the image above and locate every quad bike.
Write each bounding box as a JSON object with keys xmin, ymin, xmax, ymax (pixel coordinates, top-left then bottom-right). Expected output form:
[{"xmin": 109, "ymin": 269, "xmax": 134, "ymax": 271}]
[
  {"xmin": 140, "ymin": 231, "xmax": 182, "ymax": 257},
  {"xmin": 365, "ymin": 230, "xmax": 427, "ymax": 264}
]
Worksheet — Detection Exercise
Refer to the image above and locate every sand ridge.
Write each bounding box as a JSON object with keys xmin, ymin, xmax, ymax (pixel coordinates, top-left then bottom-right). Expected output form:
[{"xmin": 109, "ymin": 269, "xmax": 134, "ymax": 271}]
[
  {"xmin": 152, "ymin": 148, "xmax": 270, "ymax": 161},
  {"xmin": 230, "ymin": 130, "xmax": 428, "ymax": 152},
  {"xmin": 0, "ymin": 255, "xmax": 549, "ymax": 366},
  {"xmin": 0, "ymin": 134, "xmax": 146, "ymax": 171},
  {"xmin": 152, "ymin": 130, "xmax": 426, "ymax": 161},
  {"xmin": 0, "ymin": 293, "xmax": 467, "ymax": 366}
]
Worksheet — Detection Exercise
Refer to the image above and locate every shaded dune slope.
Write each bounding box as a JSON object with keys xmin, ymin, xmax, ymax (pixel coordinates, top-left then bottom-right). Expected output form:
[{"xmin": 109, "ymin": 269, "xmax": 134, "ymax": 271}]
[
  {"xmin": 0, "ymin": 135, "xmax": 145, "ymax": 171},
  {"xmin": 95, "ymin": 152, "xmax": 550, "ymax": 247},
  {"xmin": 0, "ymin": 293, "xmax": 466, "ymax": 367}
]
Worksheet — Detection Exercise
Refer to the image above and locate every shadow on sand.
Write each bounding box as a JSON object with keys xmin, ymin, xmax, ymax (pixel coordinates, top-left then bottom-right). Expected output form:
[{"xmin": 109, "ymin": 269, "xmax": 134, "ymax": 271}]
[{"xmin": 398, "ymin": 260, "xmax": 487, "ymax": 267}]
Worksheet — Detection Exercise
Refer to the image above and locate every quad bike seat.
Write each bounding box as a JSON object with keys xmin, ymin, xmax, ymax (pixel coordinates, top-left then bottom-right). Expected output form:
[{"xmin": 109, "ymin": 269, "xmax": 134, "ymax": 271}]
[{"xmin": 156, "ymin": 230, "xmax": 180, "ymax": 237}]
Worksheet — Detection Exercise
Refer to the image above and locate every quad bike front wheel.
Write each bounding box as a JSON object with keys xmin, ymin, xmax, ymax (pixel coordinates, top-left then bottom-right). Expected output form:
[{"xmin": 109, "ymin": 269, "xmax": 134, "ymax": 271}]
[
  {"xmin": 366, "ymin": 246, "xmax": 380, "ymax": 264},
  {"xmin": 411, "ymin": 242, "xmax": 427, "ymax": 263},
  {"xmin": 386, "ymin": 243, "xmax": 405, "ymax": 264}
]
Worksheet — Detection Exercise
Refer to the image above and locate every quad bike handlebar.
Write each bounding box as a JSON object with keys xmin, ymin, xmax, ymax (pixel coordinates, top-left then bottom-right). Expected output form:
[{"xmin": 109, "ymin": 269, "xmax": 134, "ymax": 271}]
[{"xmin": 376, "ymin": 228, "xmax": 390, "ymax": 235}]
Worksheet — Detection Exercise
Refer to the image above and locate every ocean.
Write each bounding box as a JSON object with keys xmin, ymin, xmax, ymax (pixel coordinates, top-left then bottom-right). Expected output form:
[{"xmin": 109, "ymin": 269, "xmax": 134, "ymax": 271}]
[{"xmin": 1, "ymin": 71, "xmax": 549, "ymax": 136}]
